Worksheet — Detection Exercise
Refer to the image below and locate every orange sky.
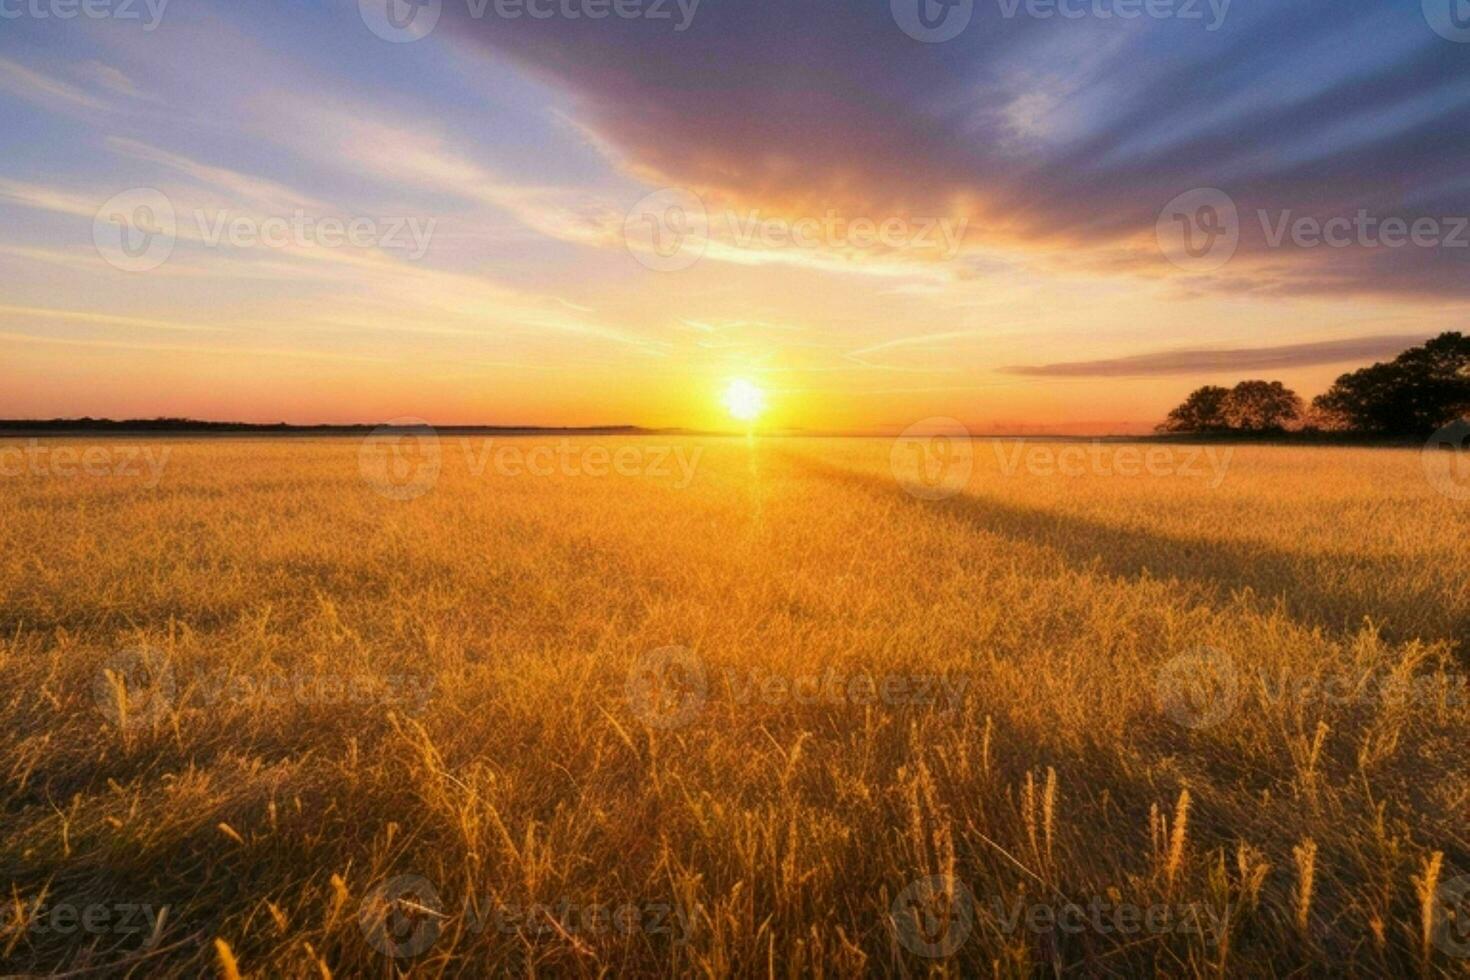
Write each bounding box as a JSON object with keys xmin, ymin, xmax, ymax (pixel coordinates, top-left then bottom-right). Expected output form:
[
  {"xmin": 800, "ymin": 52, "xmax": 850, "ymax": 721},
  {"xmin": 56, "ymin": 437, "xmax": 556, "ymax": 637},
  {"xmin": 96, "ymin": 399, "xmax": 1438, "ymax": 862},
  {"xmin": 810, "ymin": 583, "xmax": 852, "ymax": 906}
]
[{"xmin": 1, "ymin": 3, "xmax": 1465, "ymax": 434}]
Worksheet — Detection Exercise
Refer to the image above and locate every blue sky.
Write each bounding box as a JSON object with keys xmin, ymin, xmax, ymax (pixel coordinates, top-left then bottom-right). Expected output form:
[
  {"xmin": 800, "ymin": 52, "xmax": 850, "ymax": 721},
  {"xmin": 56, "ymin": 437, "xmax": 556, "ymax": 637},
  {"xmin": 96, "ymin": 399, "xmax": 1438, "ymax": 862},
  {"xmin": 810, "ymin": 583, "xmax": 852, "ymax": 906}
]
[{"xmin": 0, "ymin": 0, "xmax": 1466, "ymax": 429}]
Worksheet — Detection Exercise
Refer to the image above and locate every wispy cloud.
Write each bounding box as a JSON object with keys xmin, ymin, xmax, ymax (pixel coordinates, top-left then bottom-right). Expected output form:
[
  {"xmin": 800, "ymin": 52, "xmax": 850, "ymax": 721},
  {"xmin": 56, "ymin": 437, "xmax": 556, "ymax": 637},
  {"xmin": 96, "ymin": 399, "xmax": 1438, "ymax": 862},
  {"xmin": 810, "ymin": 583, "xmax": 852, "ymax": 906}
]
[
  {"xmin": 0, "ymin": 305, "xmax": 231, "ymax": 335},
  {"xmin": 1002, "ymin": 334, "xmax": 1431, "ymax": 378},
  {"xmin": 847, "ymin": 330, "xmax": 992, "ymax": 360},
  {"xmin": 442, "ymin": 0, "xmax": 1470, "ymax": 298},
  {"xmin": 105, "ymin": 138, "xmax": 327, "ymax": 214},
  {"xmin": 0, "ymin": 57, "xmax": 109, "ymax": 113}
]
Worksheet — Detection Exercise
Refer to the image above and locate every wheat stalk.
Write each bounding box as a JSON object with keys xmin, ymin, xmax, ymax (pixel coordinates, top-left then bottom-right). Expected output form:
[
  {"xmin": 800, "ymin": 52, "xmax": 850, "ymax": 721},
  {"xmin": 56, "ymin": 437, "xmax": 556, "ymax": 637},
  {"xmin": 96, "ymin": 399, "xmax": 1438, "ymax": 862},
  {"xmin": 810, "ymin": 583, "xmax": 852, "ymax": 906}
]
[
  {"xmin": 1414, "ymin": 851, "xmax": 1444, "ymax": 965},
  {"xmin": 214, "ymin": 939, "xmax": 242, "ymax": 980},
  {"xmin": 1042, "ymin": 767, "xmax": 1057, "ymax": 873},
  {"xmin": 1166, "ymin": 789, "xmax": 1191, "ymax": 892},
  {"xmin": 1023, "ymin": 771, "xmax": 1040, "ymax": 865},
  {"xmin": 1293, "ymin": 840, "xmax": 1318, "ymax": 934}
]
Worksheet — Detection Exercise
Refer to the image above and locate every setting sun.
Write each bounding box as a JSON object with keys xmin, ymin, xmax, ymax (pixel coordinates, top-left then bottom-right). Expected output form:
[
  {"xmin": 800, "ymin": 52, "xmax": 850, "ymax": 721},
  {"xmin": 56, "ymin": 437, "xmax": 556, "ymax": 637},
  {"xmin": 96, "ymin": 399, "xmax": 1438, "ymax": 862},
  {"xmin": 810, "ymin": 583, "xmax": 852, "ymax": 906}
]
[{"xmin": 722, "ymin": 379, "xmax": 767, "ymax": 423}]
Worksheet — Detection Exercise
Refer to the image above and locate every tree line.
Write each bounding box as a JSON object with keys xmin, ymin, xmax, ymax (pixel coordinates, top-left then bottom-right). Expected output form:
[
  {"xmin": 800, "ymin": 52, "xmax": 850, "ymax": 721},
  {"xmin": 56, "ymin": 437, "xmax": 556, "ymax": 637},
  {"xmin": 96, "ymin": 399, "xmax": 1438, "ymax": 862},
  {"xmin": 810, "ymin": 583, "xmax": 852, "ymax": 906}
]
[{"xmin": 1159, "ymin": 332, "xmax": 1470, "ymax": 436}]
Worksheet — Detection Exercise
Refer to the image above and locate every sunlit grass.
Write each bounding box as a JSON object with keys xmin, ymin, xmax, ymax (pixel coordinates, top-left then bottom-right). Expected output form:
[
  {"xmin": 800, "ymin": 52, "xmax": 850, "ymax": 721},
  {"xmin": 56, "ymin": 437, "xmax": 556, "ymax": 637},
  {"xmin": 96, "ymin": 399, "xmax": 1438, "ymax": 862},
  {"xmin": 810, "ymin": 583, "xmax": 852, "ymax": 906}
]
[{"xmin": 0, "ymin": 436, "xmax": 1466, "ymax": 975}]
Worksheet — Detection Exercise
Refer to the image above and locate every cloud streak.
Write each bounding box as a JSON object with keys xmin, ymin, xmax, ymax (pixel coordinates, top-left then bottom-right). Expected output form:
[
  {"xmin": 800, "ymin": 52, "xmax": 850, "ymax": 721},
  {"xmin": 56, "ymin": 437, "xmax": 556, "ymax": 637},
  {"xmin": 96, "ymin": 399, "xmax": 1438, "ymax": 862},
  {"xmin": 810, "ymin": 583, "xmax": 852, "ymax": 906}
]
[
  {"xmin": 1002, "ymin": 334, "xmax": 1432, "ymax": 378},
  {"xmin": 440, "ymin": 0, "xmax": 1470, "ymax": 297}
]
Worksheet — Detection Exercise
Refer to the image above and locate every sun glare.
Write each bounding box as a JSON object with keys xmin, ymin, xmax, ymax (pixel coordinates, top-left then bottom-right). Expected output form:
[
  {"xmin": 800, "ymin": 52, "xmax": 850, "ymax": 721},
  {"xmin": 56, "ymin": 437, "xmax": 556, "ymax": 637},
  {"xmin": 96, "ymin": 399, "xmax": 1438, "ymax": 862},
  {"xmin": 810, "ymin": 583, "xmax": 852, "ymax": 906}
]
[{"xmin": 723, "ymin": 379, "xmax": 766, "ymax": 423}]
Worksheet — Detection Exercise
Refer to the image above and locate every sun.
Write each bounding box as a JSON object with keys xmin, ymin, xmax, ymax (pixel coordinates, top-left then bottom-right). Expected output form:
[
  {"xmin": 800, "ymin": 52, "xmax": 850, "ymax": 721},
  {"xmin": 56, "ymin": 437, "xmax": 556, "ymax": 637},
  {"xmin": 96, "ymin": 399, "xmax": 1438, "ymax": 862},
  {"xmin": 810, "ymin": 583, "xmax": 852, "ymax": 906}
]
[{"xmin": 722, "ymin": 379, "xmax": 767, "ymax": 424}]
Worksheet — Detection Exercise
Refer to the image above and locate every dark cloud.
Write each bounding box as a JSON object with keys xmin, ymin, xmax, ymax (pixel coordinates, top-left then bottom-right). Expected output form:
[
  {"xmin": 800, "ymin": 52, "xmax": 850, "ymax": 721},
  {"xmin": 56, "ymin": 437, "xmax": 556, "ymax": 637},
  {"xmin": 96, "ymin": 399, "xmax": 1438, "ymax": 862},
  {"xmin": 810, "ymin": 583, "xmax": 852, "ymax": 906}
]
[
  {"xmin": 442, "ymin": 0, "xmax": 1470, "ymax": 296},
  {"xmin": 1002, "ymin": 334, "xmax": 1433, "ymax": 378}
]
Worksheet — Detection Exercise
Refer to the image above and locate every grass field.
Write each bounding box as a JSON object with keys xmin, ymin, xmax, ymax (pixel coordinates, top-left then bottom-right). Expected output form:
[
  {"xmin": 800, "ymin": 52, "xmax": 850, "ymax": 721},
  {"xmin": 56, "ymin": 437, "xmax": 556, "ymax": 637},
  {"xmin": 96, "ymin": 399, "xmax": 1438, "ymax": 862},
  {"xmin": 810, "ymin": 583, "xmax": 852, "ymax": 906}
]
[{"xmin": 1, "ymin": 434, "xmax": 1467, "ymax": 976}]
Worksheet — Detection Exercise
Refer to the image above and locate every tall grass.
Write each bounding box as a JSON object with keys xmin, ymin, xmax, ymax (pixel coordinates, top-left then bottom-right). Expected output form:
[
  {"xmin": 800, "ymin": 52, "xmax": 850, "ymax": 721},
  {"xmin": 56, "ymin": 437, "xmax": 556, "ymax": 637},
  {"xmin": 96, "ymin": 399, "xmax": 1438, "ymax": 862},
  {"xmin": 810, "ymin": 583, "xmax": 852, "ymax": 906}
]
[{"xmin": 0, "ymin": 436, "xmax": 1465, "ymax": 976}]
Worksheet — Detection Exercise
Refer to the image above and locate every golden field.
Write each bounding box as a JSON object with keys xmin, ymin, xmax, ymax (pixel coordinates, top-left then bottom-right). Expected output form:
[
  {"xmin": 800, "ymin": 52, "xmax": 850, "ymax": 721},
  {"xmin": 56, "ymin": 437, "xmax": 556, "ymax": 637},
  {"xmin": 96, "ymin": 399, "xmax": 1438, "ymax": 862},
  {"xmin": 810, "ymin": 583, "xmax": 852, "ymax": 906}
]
[{"xmin": 1, "ymin": 434, "xmax": 1467, "ymax": 977}]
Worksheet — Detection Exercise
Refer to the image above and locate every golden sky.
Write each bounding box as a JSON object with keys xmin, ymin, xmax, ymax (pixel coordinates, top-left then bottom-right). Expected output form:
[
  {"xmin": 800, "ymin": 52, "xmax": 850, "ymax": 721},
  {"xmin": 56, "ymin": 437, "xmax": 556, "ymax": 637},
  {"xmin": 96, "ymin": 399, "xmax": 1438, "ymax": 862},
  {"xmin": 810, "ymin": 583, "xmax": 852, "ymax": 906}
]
[{"xmin": 1, "ymin": 2, "xmax": 1465, "ymax": 433}]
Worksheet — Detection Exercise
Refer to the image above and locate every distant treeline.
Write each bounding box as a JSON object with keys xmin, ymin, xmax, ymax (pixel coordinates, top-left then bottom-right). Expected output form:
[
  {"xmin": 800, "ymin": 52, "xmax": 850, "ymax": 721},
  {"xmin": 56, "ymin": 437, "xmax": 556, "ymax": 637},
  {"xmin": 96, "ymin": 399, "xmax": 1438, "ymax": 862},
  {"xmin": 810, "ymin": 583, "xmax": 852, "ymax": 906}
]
[
  {"xmin": 1160, "ymin": 332, "xmax": 1470, "ymax": 437},
  {"xmin": 0, "ymin": 418, "xmax": 651, "ymax": 435}
]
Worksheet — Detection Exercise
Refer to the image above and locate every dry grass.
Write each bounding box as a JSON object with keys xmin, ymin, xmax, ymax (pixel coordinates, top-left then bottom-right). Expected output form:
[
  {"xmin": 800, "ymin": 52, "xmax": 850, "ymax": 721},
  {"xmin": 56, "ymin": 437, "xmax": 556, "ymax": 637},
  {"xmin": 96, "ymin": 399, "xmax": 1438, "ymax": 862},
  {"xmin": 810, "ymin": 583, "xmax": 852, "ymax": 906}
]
[{"xmin": 1, "ymin": 435, "xmax": 1467, "ymax": 976}]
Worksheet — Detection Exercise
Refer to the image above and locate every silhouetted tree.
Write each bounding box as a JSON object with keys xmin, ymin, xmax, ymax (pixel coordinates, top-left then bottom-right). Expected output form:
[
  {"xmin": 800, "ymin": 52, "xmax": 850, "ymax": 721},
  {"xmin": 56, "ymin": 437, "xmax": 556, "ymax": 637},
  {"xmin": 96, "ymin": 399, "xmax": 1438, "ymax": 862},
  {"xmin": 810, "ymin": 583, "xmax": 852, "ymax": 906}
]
[
  {"xmin": 1312, "ymin": 333, "xmax": 1470, "ymax": 435},
  {"xmin": 1222, "ymin": 380, "xmax": 1303, "ymax": 432},
  {"xmin": 1296, "ymin": 402, "xmax": 1345, "ymax": 433},
  {"xmin": 1158, "ymin": 385, "xmax": 1231, "ymax": 433}
]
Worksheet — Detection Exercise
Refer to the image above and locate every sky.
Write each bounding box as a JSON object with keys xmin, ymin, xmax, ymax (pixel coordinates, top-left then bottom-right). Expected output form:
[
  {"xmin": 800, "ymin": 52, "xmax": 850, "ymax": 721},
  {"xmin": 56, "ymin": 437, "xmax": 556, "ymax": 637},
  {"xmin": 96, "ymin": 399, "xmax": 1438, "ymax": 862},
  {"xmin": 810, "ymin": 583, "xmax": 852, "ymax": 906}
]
[{"xmin": 0, "ymin": 0, "xmax": 1467, "ymax": 433}]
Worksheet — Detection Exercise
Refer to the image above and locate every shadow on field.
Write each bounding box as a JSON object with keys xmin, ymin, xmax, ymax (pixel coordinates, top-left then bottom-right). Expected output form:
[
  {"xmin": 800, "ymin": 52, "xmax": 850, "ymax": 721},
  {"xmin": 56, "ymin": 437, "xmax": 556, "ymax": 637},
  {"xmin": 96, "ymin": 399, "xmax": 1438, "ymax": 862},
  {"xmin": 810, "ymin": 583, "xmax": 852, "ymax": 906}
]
[{"xmin": 778, "ymin": 450, "xmax": 1466, "ymax": 657}]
